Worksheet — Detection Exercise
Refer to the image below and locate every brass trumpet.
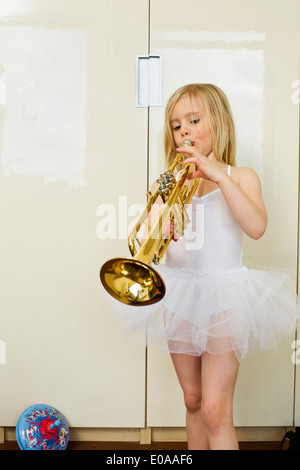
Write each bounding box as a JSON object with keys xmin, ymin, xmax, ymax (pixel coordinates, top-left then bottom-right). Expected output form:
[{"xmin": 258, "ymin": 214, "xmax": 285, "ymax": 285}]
[{"xmin": 100, "ymin": 140, "xmax": 199, "ymax": 306}]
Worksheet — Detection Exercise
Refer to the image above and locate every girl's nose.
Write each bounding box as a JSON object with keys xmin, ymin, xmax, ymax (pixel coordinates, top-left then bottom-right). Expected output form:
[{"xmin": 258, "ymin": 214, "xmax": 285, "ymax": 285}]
[{"xmin": 181, "ymin": 125, "xmax": 190, "ymax": 136}]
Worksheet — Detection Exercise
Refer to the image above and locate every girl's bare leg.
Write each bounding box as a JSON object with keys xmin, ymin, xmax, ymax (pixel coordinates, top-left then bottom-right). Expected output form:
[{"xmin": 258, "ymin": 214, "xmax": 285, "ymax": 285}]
[
  {"xmin": 201, "ymin": 350, "xmax": 239, "ymax": 450},
  {"xmin": 171, "ymin": 350, "xmax": 239, "ymax": 450},
  {"xmin": 171, "ymin": 353, "xmax": 209, "ymax": 450}
]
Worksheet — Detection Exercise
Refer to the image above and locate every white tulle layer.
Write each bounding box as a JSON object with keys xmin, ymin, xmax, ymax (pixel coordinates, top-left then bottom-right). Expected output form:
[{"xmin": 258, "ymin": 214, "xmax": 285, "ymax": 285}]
[{"xmin": 109, "ymin": 265, "xmax": 299, "ymax": 362}]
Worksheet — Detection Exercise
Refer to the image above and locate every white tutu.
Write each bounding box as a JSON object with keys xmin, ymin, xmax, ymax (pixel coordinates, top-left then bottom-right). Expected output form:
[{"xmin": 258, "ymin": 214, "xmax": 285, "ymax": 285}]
[
  {"xmin": 108, "ymin": 180, "xmax": 299, "ymax": 362},
  {"xmin": 109, "ymin": 264, "xmax": 299, "ymax": 362}
]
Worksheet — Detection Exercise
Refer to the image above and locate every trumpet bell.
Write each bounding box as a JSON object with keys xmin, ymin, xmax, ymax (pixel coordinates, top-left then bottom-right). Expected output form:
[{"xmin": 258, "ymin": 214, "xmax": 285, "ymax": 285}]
[{"xmin": 100, "ymin": 257, "xmax": 166, "ymax": 306}]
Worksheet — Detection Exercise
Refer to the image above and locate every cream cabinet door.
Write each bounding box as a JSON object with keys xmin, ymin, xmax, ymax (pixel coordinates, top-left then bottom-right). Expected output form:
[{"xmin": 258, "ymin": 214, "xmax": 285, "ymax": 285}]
[
  {"xmin": 147, "ymin": 0, "xmax": 300, "ymax": 426},
  {"xmin": 0, "ymin": 0, "xmax": 148, "ymax": 428}
]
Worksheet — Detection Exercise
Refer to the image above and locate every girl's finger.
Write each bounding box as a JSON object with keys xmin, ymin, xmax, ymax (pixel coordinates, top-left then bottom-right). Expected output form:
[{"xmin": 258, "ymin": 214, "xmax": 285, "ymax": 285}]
[
  {"xmin": 182, "ymin": 157, "xmax": 198, "ymax": 164},
  {"xmin": 187, "ymin": 170, "xmax": 202, "ymax": 180},
  {"xmin": 176, "ymin": 147, "xmax": 197, "ymax": 157}
]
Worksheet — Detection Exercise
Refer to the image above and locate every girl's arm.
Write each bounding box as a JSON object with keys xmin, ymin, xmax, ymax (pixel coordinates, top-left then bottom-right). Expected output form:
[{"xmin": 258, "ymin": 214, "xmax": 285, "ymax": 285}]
[
  {"xmin": 178, "ymin": 147, "xmax": 267, "ymax": 240},
  {"xmin": 217, "ymin": 167, "xmax": 267, "ymax": 240}
]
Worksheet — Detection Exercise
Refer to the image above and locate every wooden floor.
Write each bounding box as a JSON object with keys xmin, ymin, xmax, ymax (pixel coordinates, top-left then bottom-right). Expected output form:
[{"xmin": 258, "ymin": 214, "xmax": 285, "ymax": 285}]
[{"xmin": 0, "ymin": 440, "xmax": 282, "ymax": 450}]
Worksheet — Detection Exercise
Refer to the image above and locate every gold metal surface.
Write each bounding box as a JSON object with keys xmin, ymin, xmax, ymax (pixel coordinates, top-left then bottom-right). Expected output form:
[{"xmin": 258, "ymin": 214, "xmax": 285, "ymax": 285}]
[{"xmin": 100, "ymin": 141, "xmax": 199, "ymax": 305}]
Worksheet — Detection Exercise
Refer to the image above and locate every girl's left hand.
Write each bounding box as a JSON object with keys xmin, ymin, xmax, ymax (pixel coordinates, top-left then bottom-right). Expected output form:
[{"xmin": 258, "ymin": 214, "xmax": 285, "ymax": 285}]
[{"xmin": 176, "ymin": 147, "xmax": 224, "ymax": 184}]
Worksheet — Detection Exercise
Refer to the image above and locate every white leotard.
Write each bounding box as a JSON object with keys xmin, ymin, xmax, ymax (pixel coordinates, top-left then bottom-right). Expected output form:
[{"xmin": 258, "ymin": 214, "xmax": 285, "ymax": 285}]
[{"xmin": 166, "ymin": 165, "xmax": 243, "ymax": 273}]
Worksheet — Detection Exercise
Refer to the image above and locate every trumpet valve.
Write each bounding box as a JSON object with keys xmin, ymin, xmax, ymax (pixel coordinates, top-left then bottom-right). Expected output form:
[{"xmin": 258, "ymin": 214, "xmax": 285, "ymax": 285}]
[
  {"xmin": 157, "ymin": 170, "xmax": 176, "ymax": 198},
  {"xmin": 157, "ymin": 170, "xmax": 175, "ymax": 185}
]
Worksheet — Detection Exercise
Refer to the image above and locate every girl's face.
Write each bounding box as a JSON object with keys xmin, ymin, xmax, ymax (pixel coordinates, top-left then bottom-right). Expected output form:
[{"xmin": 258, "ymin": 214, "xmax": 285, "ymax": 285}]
[{"xmin": 170, "ymin": 94, "xmax": 213, "ymax": 157}]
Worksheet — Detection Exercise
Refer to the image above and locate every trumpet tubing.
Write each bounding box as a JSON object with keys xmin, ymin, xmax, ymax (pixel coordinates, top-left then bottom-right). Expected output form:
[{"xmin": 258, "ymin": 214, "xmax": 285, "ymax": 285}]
[{"xmin": 100, "ymin": 140, "xmax": 199, "ymax": 306}]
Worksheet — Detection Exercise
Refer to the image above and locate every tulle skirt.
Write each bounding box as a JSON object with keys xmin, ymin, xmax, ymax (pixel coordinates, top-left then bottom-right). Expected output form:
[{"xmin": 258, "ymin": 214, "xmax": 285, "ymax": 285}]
[{"xmin": 108, "ymin": 264, "xmax": 299, "ymax": 362}]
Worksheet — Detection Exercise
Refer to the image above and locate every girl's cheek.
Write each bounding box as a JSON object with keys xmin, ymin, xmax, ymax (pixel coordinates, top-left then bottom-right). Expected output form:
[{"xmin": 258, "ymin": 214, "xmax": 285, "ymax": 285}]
[
  {"xmin": 196, "ymin": 126, "xmax": 212, "ymax": 144},
  {"xmin": 195, "ymin": 134, "xmax": 205, "ymax": 146},
  {"xmin": 172, "ymin": 132, "xmax": 180, "ymax": 146},
  {"xmin": 196, "ymin": 127, "xmax": 207, "ymax": 140}
]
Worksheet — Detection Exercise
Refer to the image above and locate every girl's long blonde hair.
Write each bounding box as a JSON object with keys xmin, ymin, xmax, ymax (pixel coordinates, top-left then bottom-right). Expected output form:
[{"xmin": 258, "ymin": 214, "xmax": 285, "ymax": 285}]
[{"xmin": 164, "ymin": 84, "xmax": 236, "ymax": 168}]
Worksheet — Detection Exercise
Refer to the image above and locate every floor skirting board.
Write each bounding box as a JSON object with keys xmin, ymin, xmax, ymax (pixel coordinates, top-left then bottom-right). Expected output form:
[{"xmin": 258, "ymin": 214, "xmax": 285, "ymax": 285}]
[{"xmin": 0, "ymin": 425, "xmax": 293, "ymax": 445}]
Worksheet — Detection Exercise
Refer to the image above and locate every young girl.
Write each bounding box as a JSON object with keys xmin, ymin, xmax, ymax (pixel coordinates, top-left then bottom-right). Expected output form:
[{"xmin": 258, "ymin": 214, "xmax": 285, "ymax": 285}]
[{"xmin": 110, "ymin": 83, "xmax": 299, "ymax": 450}]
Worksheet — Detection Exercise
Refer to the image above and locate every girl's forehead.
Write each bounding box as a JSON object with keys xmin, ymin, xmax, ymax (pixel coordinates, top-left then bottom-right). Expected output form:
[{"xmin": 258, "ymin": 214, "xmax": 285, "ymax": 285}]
[{"xmin": 171, "ymin": 94, "xmax": 205, "ymax": 117}]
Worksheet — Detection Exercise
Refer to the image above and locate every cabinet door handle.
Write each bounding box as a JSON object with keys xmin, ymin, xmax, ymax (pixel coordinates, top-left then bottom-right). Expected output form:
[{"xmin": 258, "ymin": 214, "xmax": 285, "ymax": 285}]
[{"xmin": 136, "ymin": 54, "xmax": 162, "ymax": 107}]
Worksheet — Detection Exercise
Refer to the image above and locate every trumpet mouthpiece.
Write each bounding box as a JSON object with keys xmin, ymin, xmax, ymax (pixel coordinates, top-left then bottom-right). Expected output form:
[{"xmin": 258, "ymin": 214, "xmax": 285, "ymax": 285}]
[{"xmin": 181, "ymin": 140, "xmax": 192, "ymax": 147}]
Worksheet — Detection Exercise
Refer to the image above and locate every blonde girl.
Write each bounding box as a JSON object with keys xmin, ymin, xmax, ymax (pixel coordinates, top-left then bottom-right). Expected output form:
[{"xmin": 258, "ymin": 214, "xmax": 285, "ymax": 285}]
[{"xmin": 113, "ymin": 84, "xmax": 298, "ymax": 450}]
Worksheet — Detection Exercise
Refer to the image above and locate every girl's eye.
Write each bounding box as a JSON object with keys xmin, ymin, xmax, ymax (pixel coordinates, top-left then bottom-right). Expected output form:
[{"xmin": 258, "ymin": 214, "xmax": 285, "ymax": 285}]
[
  {"xmin": 173, "ymin": 125, "xmax": 181, "ymax": 131},
  {"xmin": 191, "ymin": 119, "xmax": 200, "ymax": 125}
]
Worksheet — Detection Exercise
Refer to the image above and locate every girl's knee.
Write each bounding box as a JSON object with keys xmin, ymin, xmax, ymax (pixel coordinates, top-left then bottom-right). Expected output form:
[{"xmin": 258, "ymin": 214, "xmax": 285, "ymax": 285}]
[
  {"xmin": 201, "ymin": 400, "xmax": 232, "ymax": 433},
  {"xmin": 184, "ymin": 390, "xmax": 202, "ymax": 413}
]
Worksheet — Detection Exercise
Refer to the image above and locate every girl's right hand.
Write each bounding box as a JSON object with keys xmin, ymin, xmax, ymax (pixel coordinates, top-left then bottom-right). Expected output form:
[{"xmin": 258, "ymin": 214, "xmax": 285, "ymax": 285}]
[{"xmin": 177, "ymin": 147, "xmax": 225, "ymax": 184}]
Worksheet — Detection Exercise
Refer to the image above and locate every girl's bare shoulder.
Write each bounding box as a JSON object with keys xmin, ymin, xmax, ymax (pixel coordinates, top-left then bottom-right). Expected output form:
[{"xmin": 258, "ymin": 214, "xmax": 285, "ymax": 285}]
[{"xmin": 232, "ymin": 166, "xmax": 261, "ymax": 187}]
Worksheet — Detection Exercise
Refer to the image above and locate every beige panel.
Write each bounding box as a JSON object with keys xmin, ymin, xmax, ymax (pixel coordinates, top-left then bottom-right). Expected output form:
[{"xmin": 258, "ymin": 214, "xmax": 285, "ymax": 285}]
[
  {"xmin": 147, "ymin": 0, "xmax": 299, "ymax": 427},
  {"xmin": 0, "ymin": 0, "xmax": 149, "ymax": 427}
]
